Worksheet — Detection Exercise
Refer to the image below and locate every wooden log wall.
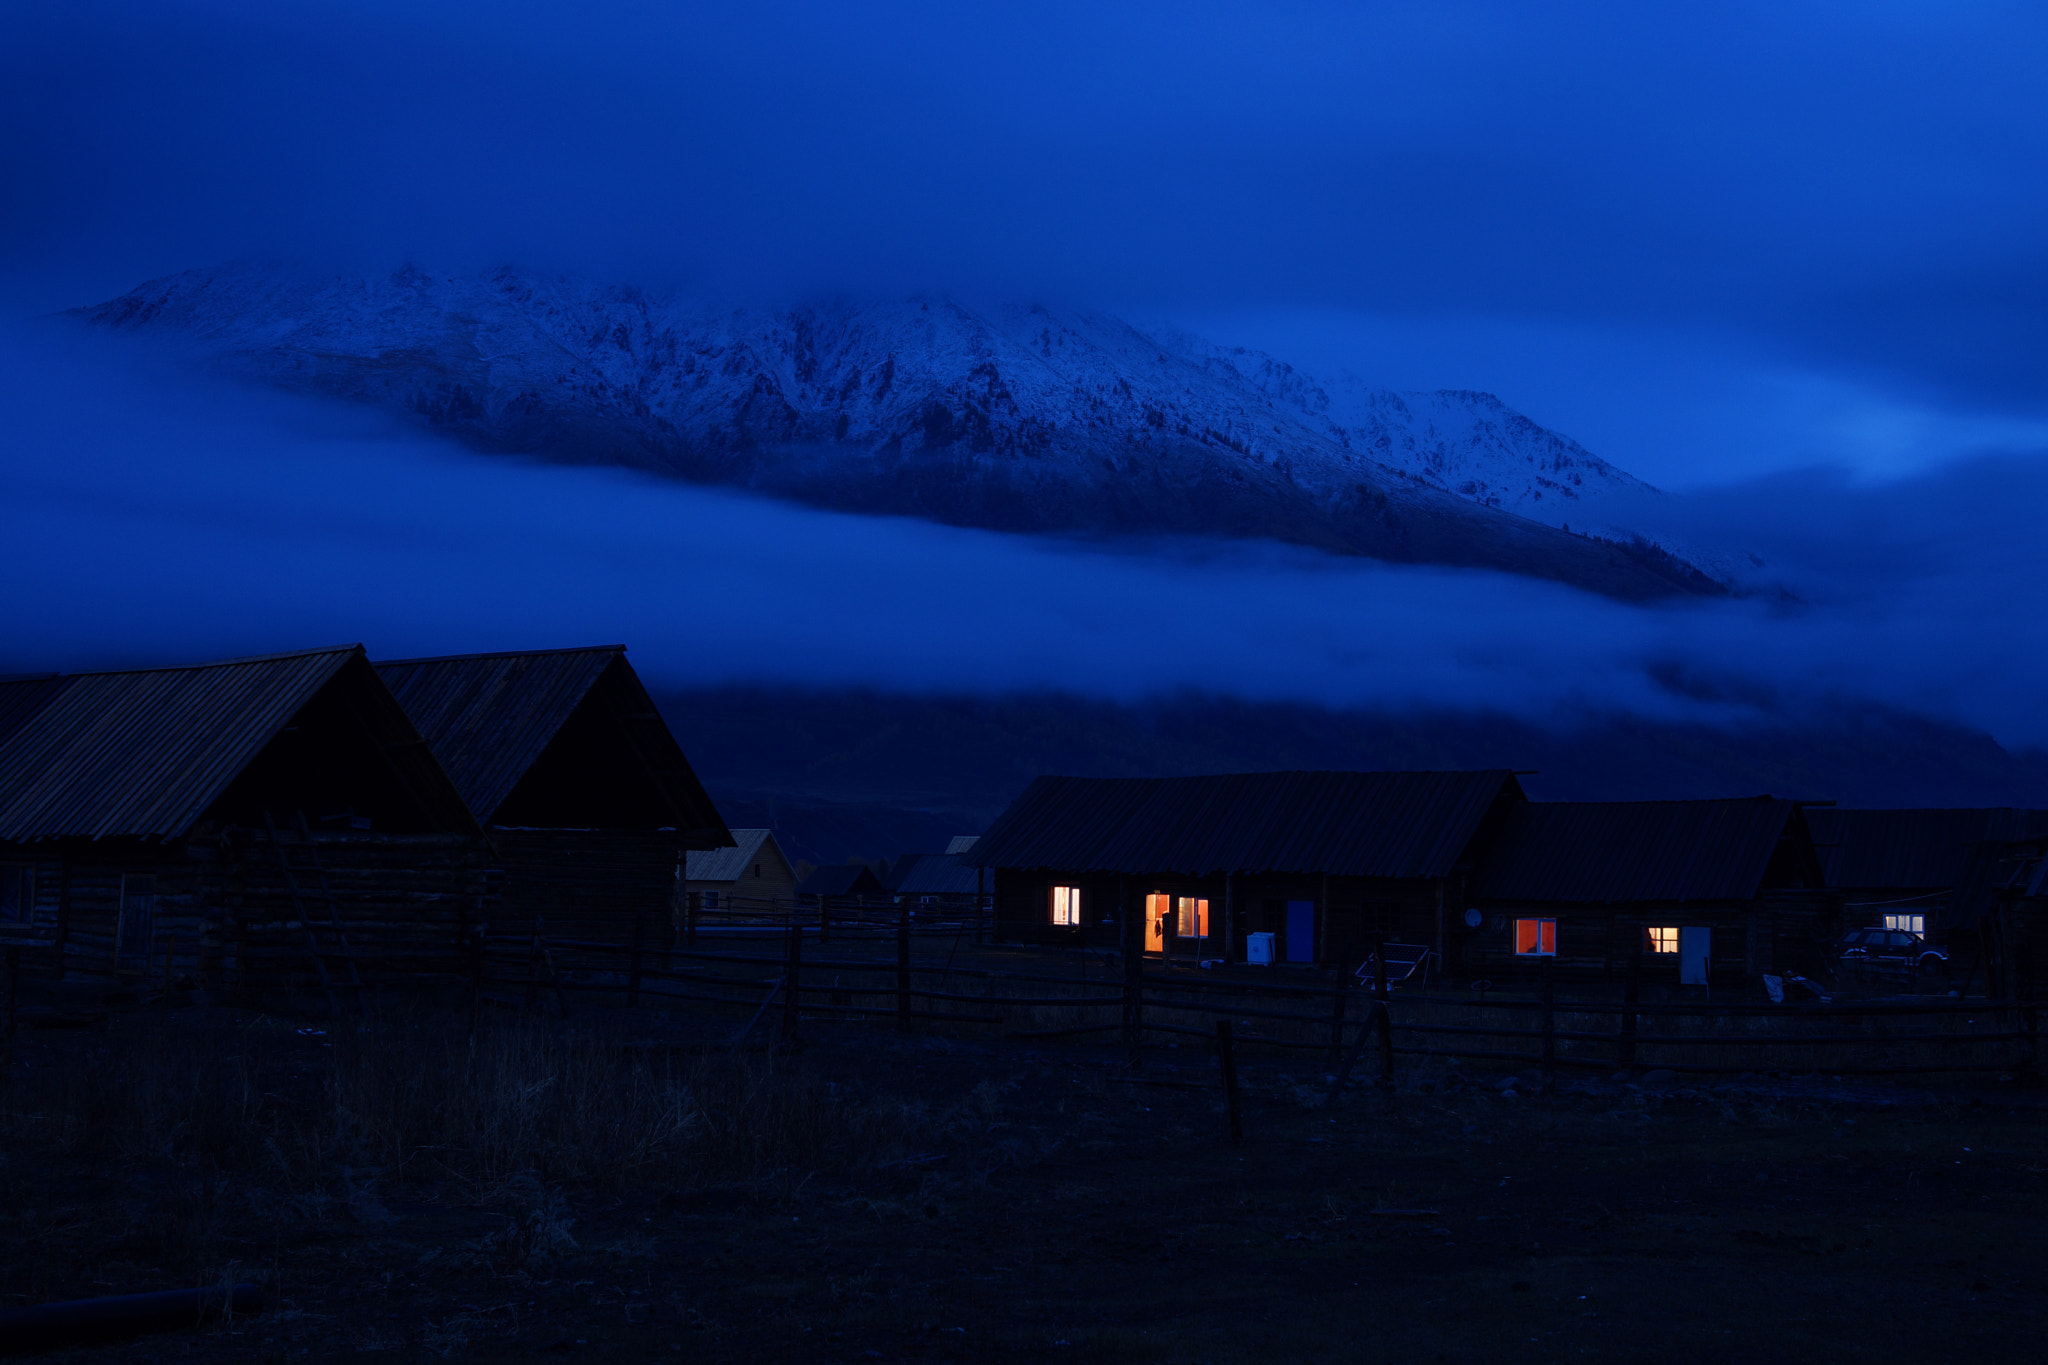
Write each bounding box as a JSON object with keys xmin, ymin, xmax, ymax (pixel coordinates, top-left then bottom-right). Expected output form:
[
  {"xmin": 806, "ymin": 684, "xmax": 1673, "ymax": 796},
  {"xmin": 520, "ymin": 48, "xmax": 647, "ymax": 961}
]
[{"xmin": 492, "ymin": 828, "xmax": 677, "ymax": 945}]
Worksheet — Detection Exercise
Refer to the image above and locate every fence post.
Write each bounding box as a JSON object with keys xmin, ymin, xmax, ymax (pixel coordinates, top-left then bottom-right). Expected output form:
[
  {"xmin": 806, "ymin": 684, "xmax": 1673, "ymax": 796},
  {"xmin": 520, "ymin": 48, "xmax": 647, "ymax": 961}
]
[
  {"xmin": 1216, "ymin": 1019, "xmax": 1243, "ymax": 1146},
  {"xmin": 1327, "ymin": 980, "xmax": 1349, "ymax": 1069},
  {"xmin": 781, "ymin": 925, "xmax": 802, "ymax": 1045},
  {"xmin": 525, "ymin": 917, "xmax": 542, "ymax": 1013},
  {"xmin": 1376, "ymin": 1000, "xmax": 1395, "ymax": 1091},
  {"xmin": 818, "ymin": 894, "xmax": 830, "ymax": 943},
  {"xmin": 2, "ymin": 944, "xmax": 18, "ymax": 1055},
  {"xmin": 1540, "ymin": 956, "xmax": 1557, "ymax": 1095},
  {"xmin": 685, "ymin": 891, "xmax": 699, "ymax": 949},
  {"xmin": 1374, "ymin": 933, "xmax": 1389, "ymax": 1000},
  {"xmin": 467, "ymin": 925, "xmax": 485, "ymax": 1036},
  {"xmin": 628, "ymin": 907, "xmax": 645, "ymax": 1013},
  {"xmin": 897, "ymin": 901, "xmax": 912, "ymax": 1032},
  {"xmin": 1618, "ymin": 953, "xmax": 1640, "ymax": 1068},
  {"xmin": 1121, "ymin": 878, "xmax": 1143, "ymax": 1068}
]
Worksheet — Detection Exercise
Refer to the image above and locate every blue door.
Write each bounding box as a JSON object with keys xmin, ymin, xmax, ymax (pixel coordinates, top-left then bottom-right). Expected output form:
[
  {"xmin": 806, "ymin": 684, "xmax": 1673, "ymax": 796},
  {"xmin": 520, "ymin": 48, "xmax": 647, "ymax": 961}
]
[{"xmin": 1286, "ymin": 900, "xmax": 1316, "ymax": 963}]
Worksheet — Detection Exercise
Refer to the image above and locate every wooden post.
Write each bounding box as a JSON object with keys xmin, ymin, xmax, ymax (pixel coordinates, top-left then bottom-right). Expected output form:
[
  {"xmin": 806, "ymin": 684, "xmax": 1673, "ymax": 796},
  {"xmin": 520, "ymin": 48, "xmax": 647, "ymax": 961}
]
[
  {"xmin": 1374, "ymin": 933, "xmax": 1390, "ymax": 1000},
  {"xmin": 628, "ymin": 907, "xmax": 645, "ymax": 1013},
  {"xmin": 976, "ymin": 867, "xmax": 986, "ymax": 946},
  {"xmin": 467, "ymin": 925, "xmax": 485, "ymax": 1037},
  {"xmin": 1327, "ymin": 980, "xmax": 1349, "ymax": 1069},
  {"xmin": 1619, "ymin": 951, "xmax": 1641, "ymax": 1068},
  {"xmin": 1375, "ymin": 1000, "xmax": 1396, "ymax": 1091},
  {"xmin": 525, "ymin": 918, "xmax": 542, "ymax": 1013},
  {"xmin": 1223, "ymin": 872, "xmax": 1236, "ymax": 964},
  {"xmin": 1216, "ymin": 1019, "xmax": 1243, "ymax": 1146},
  {"xmin": 781, "ymin": 925, "xmax": 802, "ymax": 1045},
  {"xmin": 1121, "ymin": 877, "xmax": 1143, "ymax": 1068},
  {"xmin": 1540, "ymin": 956, "xmax": 1557, "ymax": 1095},
  {"xmin": 896, "ymin": 901, "xmax": 912, "ymax": 1032},
  {"xmin": 3, "ymin": 944, "xmax": 18, "ymax": 1053},
  {"xmin": 818, "ymin": 894, "xmax": 830, "ymax": 943},
  {"xmin": 1318, "ymin": 874, "xmax": 1330, "ymax": 968},
  {"xmin": 686, "ymin": 890, "xmax": 699, "ymax": 948},
  {"xmin": 159, "ymin": 931, "xmax": 176, "ymax": 1007}
]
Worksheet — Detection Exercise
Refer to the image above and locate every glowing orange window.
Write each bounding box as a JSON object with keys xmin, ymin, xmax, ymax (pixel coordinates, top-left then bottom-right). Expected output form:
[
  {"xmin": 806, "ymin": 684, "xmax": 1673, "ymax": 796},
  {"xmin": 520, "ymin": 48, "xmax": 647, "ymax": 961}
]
[
  {"xmin": 1176, "ymin": 897, "xmax": 1209, "ymax": 938},
  {"xmin": 1514, "ymin": 918, "xmax": 1556, "ymax": 956}
]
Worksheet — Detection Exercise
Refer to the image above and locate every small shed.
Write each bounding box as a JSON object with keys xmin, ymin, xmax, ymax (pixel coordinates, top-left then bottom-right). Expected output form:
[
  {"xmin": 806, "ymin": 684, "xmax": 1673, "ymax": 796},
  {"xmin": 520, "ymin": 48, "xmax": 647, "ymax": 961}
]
[
  {"xmin": 795, "ymin": 864, "xmax": 887, "ymax": 903},
  {"xmin": 377, "ymin": 645, "xmax": 733, "ymax": 944},
  {"xmin": 1466, "ymin": 797, "xmax": 1834, "ymax": 986},
  {"xmin": 685, "ymin": 828, "xmax": 799, "ymax": 910},
  {"xmin": 0, "ymin": 646, "xmax": 487, "ymax": 999},
  {"xmin": 962, "ymin": 770, "xmax": 1525, "ymax": 968}
]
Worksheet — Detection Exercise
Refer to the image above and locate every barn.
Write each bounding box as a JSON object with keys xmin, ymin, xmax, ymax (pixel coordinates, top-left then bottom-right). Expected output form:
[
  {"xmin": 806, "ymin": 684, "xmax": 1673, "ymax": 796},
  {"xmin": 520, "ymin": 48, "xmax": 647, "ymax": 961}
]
[
  {"xmin": 961, "ymin": 770, "xmax": 1525, "ymax": 969},
  {"xmin": 0, "ymin": 646, "xmax": 487, "ymax": 1004},
  {"xmin": 685, "ymin": 828, "xmax": 800, "ymax": 911},
  {"xmin": 375, "ymin": 645, "xmax": 733, "ymax": 945},
  {"xmin": 1465, "ymin": 797, "xmax": 1836, "ymax": 988}
]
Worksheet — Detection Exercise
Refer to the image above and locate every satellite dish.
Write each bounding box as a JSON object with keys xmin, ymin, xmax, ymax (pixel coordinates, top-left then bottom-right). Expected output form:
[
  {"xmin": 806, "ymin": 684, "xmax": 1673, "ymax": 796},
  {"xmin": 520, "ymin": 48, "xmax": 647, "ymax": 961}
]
[{"xmin": 1463, "ymin": 907, "xmax": 1483, "ymax": 928}]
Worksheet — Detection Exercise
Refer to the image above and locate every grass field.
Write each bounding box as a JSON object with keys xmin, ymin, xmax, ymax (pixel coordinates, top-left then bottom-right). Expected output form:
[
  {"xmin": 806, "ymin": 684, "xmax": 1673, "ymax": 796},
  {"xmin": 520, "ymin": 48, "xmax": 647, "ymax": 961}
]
[{"xmin": 3, "ymin": 1000, "xmax": 2045, "ymax": 1363}]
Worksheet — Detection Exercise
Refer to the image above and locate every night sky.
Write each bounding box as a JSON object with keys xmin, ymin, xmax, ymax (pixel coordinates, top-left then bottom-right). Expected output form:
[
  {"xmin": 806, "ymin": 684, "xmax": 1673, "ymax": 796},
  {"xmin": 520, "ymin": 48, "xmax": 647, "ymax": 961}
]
[{"xmin": 4, "ymin": 4, "xmax": 2047, "ymax": 745}]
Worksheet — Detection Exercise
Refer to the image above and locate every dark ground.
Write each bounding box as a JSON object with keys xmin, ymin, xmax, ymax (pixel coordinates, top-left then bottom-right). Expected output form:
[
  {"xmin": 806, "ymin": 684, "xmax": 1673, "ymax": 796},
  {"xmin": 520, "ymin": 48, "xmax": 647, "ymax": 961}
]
[{"xmin": 3, "ymin": 1004, "xmax": 2046, "ymax": 1365}]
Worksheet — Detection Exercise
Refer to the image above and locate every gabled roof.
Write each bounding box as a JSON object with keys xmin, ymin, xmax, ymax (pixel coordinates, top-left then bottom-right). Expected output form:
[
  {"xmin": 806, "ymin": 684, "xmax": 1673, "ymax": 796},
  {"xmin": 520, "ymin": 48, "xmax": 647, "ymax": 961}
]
[
  {"xmin": 882, "ymin": 851, "xmax": 930, "ymax": 892},
  {"xmin": 796, "ymin": 864, "xmax": 886, "ymax": 898},
  {"xmin": 894, "ymin": 852, "xmax": 985, "ymax": 896},
  {"xmin": 1471, "ymin": 797, "xmax": 1808, "ymax": 904},
  {"xmin": 1803, "ymin": 808, "xmax": 2048, "ymax": 890},
  {"xmin": 962, "ymin": 771, "xmax": 1522, "ymax": 878},
  {"xmin": 375, "ymin": 645, "xmax": 731, "ymax": 844},
  {"xmin": 685, "ymin": 828, "xmax": 778, "ymax": 883},
  {"xmin": 0, "ymin": 646, "xmax": 475, "ymax": 841}
]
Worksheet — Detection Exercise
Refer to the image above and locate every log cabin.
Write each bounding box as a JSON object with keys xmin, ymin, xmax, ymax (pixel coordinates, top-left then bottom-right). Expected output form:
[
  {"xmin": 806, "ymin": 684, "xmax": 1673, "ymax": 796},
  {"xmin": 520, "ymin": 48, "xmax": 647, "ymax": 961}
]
[
  {"xmin": 684, "ymin": 828, "xmax": 800, "ymax": 912},
  {"xmin": 1803, "ymin": 807, "xmax": 2048, "ymax": 957},
  {"xmin": 1465, "ymin": 797, "xmax": 1835, "ymax": 988},
  {"xmin": 375, "ymin": 646, "xmax": 733, "ymax": 946},
  {"xmin": 0, "ymin": 646, "xmax": 487, "ymax": 1002},
  {"xmin": 961, "ymin": 770, "xmax": 1526, "ymax": 969}
]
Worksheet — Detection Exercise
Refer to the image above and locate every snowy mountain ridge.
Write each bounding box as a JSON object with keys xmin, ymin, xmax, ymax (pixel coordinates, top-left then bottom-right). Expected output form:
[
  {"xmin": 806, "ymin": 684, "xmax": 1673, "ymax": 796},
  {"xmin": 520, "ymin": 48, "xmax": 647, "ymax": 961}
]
[{"xmin": 74, "ymin": 262, "xmax": 1721, "ymax": 600}]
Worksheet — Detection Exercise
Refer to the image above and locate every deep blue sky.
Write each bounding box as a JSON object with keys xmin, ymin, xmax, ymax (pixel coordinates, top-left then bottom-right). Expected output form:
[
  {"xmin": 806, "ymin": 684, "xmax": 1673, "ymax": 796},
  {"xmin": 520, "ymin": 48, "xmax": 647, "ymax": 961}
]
[
  {"xmin": 4, "ymin": 2, "xmax": 2048, "ymax": 746},
  {"xmin": 6, "ymin": 1, "xmax": 2047, "ymax": 484}
]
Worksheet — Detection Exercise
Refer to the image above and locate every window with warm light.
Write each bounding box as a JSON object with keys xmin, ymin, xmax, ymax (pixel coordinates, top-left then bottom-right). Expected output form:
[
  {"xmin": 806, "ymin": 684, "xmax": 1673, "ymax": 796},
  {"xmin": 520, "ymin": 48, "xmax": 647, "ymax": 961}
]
[
  {"xmin": 1514, "ymin": 918, "xmax": 1556, "ymax": 956},
  {"xmin": 1051, "ymin": 885, "xmax": 1081, "ymax": 926},
  {"xmin": 1146, "ymin": 893, "xmax": 1172, "ymax": 949},
  {"xmin": 1883, "ymin": 913, "xmax": 1925, "ymax": 935},
  {"xmin": 1176, "ymin": 896, "xmax": 1209, "ymax": 938},
  {"xmin": 1645, "ymin": 926, "xmax": 1679, "ymax": 954}
]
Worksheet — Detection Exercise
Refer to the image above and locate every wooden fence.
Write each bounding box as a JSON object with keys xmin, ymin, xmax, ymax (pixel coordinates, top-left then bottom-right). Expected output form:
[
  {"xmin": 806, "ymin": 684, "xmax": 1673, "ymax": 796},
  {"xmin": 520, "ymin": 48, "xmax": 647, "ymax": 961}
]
[{"xmin": 466, "ymin": 922, "xmax": 2044, "ymax": 1088}]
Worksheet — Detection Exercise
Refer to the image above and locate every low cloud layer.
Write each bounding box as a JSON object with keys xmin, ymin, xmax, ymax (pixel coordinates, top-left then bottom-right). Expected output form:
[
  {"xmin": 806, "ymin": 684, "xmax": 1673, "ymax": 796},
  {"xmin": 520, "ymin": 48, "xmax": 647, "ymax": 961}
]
[{"xmin": 5, "ymin": 323, "xmax": 2048, "ymax": 753}]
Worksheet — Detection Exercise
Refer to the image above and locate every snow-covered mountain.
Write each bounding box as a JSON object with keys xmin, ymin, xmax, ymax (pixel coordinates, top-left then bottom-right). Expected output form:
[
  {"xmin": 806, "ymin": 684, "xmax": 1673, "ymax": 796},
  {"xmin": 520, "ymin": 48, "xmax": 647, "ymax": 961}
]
[{"xmin": 73, "ymin": 263, "xmax": 1721, "ymax": 600}]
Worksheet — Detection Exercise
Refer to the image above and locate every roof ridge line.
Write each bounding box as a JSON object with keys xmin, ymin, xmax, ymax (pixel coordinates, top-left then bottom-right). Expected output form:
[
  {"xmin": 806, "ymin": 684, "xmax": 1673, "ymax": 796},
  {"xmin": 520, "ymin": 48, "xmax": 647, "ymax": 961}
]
[
  {"xmin": 11, "ymin": 644, "xmax": 364, "ymax": 680},
  {"xmin": 373, "ymin": 644, "xmax": 627, "ymax": 666}
]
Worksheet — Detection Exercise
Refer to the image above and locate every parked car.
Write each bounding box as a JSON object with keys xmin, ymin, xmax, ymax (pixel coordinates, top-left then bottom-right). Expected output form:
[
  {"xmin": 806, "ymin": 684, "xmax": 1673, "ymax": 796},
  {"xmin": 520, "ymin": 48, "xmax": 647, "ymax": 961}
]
[{"xmin": 1834, "ymin": 928, "xmax": 1947, "ymax": 976}]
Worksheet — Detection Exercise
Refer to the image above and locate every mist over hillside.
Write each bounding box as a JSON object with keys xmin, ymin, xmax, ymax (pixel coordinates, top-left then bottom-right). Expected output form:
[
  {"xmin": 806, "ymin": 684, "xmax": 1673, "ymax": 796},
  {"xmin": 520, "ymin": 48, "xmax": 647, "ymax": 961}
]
[{"xmin": 663, "ymin": 685, "xmax": 2048, "ymax": 867}]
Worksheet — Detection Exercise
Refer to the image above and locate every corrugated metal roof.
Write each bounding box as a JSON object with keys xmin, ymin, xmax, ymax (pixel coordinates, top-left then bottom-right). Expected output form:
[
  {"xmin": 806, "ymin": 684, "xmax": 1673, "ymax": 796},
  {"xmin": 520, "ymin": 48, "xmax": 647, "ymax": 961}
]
[
  {"xmin": 962, "ymin": 770, "xmax": 1520, "ymax": 878},
  {"xmin": 894, "ymin": 852, "xmax": 985, "ymax": 896},
  {"xmin": 1804, "ymin": 808, "xmax": 2048, "ymax": 889},
  {"xmin": 1471, "ymin": 798, "xmax": 1800, "ymax": 904},
  {"xmin": 377, "ymin": 646, "xmax": 619, "ymax": 821},
  {"xmin": 376, "ymin": 645, "xmax": 732, "ymax": 845},
  {"xmin": 945, "ymin": 835, "xmax": 980, "ymax": 855},
  {"xmin": 0, "ymin": 646, "xmax": 362, "ymax": 841},
  {"xmin": 686, "ymin": 828, "xmax": 776, "ymax": 882}
]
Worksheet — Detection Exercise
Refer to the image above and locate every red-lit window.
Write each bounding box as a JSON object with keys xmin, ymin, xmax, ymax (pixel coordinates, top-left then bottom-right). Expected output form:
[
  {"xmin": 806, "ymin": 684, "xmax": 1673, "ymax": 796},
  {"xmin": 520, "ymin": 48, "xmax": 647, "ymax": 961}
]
[{"xmin": 1514, "ymin": 918, "xmax": 1556, "ymax": 956}]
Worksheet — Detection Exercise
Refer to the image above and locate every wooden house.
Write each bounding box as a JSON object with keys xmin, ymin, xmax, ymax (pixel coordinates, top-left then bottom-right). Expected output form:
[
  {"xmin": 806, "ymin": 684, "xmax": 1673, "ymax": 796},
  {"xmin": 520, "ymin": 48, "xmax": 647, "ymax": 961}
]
[
  {"xmin": 684, "ymin": 828, "xmax": 799, "ymax": 910},
  {"xmin": 0, "ymin": 646, "xmax": 487, "ymax": 1001},
  {"xmin": 892, "ymin": 851, "xmax": 987, "ymax": 911},
  {"xmin": 795, "ymin": 864, "xmax": 887, "ymax": 903},
  {"xmin": 376, "ymin": 645, "xmax": 733, "ymax": 945},
  {"xmin": 1934, "ymin": 837, "xmax": 2048, "ymax": 999},
  {"xmin": 962, "ymin": 770, "xmax": 1525, "ymax": 968},
  {"xmin": 1803, "ymin": 808, "xmax": 2048, "ymax": 952},
  {"xmin": 1465, "ymin": 798, "xmax": 1835, "ymax": 987}
]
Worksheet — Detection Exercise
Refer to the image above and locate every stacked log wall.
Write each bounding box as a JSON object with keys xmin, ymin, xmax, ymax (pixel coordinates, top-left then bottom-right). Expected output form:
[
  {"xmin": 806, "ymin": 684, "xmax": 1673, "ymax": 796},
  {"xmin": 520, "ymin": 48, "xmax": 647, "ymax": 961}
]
[{"xmin": 492, "ymin": 828, "xmax": 678, "ymax": 946}]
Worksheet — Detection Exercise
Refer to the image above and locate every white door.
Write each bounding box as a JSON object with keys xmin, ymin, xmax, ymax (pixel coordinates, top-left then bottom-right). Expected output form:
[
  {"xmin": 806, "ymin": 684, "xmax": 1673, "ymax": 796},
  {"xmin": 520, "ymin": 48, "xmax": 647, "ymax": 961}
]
[{"xmin": 1679, "ymin": 926, "xmax": 1711, "ymax": 985}]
